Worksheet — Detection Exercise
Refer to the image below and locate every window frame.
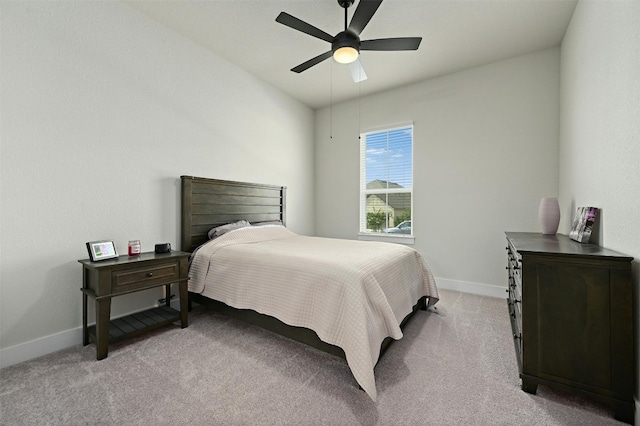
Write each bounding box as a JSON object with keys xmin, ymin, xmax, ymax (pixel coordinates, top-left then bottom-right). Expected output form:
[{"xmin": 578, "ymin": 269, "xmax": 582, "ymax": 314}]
[{"xmin": 358, "ymin": 122, "xmax": 415, "ymax": 245}]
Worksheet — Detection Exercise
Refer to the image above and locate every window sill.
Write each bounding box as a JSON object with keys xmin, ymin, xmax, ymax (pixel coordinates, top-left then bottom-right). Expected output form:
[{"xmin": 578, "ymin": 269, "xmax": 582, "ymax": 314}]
[{"xmin": 357, "ymin": 233, "xmax": 415, "ymax": 245}]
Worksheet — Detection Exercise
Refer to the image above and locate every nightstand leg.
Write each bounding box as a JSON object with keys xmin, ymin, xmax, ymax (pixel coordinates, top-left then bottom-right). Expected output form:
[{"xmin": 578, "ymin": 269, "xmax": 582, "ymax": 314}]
[
  {"xmin": 95, "ymin": 297, "xmax": 112, "ymax": 360},
  {"xmin": 164, "ymin": 284, "xmax": 171, "ymax": 307},
  {"xmin": 82, "ymin": 292, "xmax": 89, "ymax": 346},
  {"xmin": 179, "ymin": 281, "xmax": 188, "ymax": 328}
]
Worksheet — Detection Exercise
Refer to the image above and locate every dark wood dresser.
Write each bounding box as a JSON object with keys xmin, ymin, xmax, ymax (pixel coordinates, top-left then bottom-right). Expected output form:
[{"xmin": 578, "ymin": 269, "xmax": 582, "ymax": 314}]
[{"xmin": 505, "ymin": 232, "xmax": 634, "ymax": 424}]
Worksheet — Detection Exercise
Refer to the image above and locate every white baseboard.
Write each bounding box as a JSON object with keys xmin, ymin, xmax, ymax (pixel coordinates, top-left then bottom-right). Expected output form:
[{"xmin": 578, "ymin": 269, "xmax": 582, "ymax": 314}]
[
  {"xmin": 0, "ymin": 327, "xmax": 83, "ymax": 369},
  {"xmin": 0, "ymin": 298, "xmax": 182, "ymax": 369},
  {"xmin": 435, "ymin": 277, "xmax": 507, "ymax": 299}
]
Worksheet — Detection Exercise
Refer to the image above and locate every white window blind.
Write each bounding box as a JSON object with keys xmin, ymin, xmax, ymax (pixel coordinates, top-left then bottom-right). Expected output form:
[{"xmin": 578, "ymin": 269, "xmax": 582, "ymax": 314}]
[{"xmin": 359, "ymin": 124, "xmax": 413, "ymax": 236}]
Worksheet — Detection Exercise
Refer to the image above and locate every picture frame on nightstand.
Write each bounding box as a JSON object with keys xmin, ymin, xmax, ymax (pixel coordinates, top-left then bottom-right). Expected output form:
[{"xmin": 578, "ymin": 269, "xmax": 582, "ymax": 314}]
[{"xmin": 86, "ymin": 240, "xmax": 118, "ymax": 261}]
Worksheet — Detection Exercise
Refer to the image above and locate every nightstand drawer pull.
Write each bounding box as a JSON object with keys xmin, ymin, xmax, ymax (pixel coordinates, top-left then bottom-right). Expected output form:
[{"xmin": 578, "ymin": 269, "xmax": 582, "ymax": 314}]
[{"xmin": 147, "ymin": 272, "xmax": 153, "ymax": 277}]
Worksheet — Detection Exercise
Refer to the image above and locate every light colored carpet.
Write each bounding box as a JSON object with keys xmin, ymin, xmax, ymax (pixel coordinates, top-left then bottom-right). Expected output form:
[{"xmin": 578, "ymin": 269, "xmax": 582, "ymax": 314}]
[{"xmin": 0, "ymin": 290, "xmax": 625, "ymax": 425}]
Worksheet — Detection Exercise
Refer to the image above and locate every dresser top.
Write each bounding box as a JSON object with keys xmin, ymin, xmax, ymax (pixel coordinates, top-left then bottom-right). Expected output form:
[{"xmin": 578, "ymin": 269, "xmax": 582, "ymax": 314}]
[{"xmin": 505, "ymin": 232, "xmax": 633, "ymax": 260}]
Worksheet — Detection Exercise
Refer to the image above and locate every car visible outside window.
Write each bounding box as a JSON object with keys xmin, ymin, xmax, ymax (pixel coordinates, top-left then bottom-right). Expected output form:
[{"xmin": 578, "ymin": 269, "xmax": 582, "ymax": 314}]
[{"xmin": 384, "ymin": 220, "xmax": 412, "ymax": 234}]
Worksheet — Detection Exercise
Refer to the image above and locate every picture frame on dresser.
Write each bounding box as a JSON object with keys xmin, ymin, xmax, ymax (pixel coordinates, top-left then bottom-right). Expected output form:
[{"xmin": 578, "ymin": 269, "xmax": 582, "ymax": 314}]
[
  {"xmin": 569, "ymin": 206, "xmax": 598, "ymax": 243},
  {"xmin": 86, "ymin": 240, "xmax": 118, "ymax": 261}
]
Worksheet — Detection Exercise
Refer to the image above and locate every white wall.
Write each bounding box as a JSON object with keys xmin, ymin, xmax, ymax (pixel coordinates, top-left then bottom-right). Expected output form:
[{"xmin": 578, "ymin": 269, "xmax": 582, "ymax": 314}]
[
  {"xmin": 559, "ymin": 0, "xmax": 640, "ymax": 412},
  {"xmin": 559, "ymin": 0, "xmax": 640, "ymax": 253},
  {"xmin": 315, "ymin": 48, "xmax": 560, "ymax": 295},
  {"xmin": 0, "ymin": 1, "xmax": 315, "ymax": 365}
]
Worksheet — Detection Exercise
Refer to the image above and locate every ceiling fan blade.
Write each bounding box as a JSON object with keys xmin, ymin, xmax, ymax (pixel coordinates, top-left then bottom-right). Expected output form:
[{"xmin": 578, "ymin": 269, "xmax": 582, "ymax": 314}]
[
  {"xmin": 348, "ymin": 0, "xmax": 383, "ymax": 35},
  {"xmin": 291, "ymin": 51, "xmax": 333, "ymax": 73},
  {"xmin": 348, "ymin": 59, "xmax": 368, "ymax": 83},
  {"xmin": 360, "ymin": 37, "xmax": 422, "ymax": 51},
  {"xmin": 276, "ymin": 12, "xmax": 334, "ymax": 43}
]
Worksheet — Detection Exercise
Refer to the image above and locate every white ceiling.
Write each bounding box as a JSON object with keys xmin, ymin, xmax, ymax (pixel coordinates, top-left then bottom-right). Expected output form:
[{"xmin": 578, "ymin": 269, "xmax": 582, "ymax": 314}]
[{"xmin": 125, "ymin": 0, "xmax": 577, "ymax": 110}]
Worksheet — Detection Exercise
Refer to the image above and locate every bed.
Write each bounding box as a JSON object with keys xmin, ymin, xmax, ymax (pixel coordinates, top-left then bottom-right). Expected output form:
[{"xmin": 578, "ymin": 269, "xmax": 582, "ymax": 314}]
[{"xmin": 181, "ymin": 175, "xmax": 439, "ymax": 400}]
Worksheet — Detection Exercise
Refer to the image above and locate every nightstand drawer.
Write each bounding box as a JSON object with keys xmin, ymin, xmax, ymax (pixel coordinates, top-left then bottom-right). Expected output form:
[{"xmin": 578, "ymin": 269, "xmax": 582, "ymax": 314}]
[{"xmin": 112, "ymin": 261, "xmax": 179, "ymax": 293}]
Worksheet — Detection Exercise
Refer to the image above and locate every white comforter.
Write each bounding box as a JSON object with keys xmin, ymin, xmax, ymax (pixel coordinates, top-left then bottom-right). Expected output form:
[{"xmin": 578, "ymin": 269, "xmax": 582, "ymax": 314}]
[{"xmin": 189, "ymin": 226, "xmax": 439, "ymax": 400}]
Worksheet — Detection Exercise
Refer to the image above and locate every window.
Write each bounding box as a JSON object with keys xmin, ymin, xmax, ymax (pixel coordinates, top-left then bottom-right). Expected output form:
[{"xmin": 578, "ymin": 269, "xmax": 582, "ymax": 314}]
[{"xmin": 359, "ymin": 124, "xmax": 413, "ymax": 238}]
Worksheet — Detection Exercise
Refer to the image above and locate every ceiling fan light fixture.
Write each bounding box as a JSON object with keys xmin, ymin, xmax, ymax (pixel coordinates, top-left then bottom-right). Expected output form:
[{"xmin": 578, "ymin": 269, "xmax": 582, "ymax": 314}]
[
  {"xmin": 332, "ymin": 30, "xmax": 360, "ymax": 64},
  {"xmin": 333, "ymin": 46, "xmax": 359, "ymax": 64}
]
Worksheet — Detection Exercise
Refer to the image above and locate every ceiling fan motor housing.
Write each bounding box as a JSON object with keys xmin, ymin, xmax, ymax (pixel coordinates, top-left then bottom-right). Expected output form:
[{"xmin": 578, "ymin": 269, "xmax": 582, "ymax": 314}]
[{"xmin": 332, "ymin": 30, "xmax": 360, "ymax": 55}]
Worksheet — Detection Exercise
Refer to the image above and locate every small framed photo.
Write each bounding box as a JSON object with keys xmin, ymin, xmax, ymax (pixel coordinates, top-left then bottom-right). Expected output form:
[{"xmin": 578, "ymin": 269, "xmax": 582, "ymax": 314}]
[
  {"xmin": 569, "ymin": 207, "xmax": 599, "ymax": 243},
  {"xmin": 86, "ymin": 240, "xmax": 118, "ymax": 261}
]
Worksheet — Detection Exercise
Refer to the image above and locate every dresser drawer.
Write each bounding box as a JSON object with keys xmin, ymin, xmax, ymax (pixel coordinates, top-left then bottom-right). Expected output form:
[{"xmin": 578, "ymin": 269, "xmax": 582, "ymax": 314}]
[{"xmin": 112, "ymin": 261, "xmax": 180, "ymax": 293}]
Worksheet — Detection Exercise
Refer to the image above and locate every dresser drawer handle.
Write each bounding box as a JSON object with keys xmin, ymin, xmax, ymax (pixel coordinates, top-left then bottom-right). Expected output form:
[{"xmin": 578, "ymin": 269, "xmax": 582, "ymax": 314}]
[{"xmin": 146, "ymin": 272, "xmax": 153, "ymax": 278}]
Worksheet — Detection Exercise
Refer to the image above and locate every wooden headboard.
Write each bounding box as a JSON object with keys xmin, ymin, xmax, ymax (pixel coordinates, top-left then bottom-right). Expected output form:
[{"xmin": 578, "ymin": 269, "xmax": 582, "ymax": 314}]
[{"xmin": 180, "ymin": 176, "xmax": 286, "ymax": 253}]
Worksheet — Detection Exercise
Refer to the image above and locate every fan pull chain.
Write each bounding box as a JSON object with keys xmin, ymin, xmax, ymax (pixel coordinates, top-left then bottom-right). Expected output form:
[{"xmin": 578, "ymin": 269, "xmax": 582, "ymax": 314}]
[
  {"xmin": 358, "ymin": 66, "xmax": 361, "ymax": 142},
  {"xmin": 329, "ymin": 61, "xmax": 333, "ymax": 140}
]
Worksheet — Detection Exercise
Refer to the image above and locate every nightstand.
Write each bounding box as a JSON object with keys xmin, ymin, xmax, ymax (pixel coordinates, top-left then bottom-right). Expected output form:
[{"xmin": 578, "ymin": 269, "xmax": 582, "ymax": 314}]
[{"xmin": 79, "ymin": 250, "xmax": 190, "ymax": 360}]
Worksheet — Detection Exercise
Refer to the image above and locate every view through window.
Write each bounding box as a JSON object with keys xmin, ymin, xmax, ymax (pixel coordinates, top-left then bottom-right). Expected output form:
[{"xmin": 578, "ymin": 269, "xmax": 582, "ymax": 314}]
[{"xmin": 359, "ymin": 124, "xmax": 413, "ymax": 235}]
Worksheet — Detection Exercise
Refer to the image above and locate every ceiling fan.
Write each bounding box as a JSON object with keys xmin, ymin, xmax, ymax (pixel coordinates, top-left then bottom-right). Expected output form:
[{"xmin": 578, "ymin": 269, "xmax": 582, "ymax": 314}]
[{"xmin": 275, "ymin": 0, "xmax": 422, "ymax": 82}]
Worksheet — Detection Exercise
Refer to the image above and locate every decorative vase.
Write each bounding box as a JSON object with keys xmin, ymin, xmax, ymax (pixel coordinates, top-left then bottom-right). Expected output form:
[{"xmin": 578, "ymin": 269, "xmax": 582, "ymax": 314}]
[{"xmin": 538, "ymin": 197, "xmax": 560, "ymax": 235}]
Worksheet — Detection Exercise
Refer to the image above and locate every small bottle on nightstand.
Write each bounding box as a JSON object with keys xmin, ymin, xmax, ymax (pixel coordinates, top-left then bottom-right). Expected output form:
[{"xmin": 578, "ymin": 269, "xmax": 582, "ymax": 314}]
[{"xmin": 128, "ymin": 240, "xmax": 141, "ymax": 256}]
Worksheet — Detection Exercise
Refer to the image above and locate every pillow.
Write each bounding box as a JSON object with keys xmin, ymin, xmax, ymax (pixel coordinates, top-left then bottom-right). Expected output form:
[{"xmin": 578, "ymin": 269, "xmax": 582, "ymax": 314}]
[{"xmin": 207, "ymin": 220, "xmax": 250, "ymax": 239}]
